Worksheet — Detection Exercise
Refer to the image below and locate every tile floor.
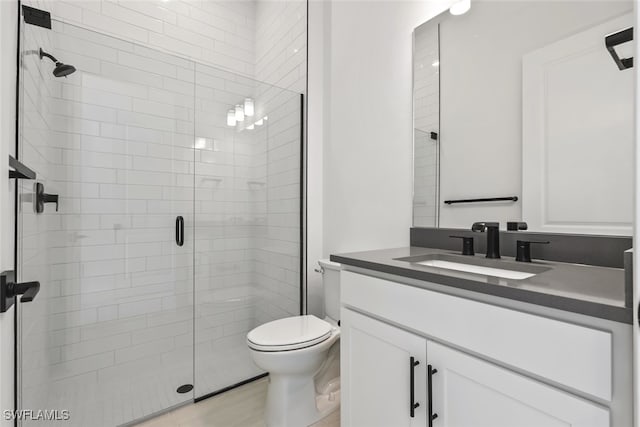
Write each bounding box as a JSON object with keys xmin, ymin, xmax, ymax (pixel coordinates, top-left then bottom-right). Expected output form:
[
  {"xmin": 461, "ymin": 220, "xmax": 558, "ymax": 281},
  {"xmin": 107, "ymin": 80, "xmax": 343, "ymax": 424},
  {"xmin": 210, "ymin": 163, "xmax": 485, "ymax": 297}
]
[{"xmin": 133, "ymin": 377, "xmax": 340, "ymax": 427}]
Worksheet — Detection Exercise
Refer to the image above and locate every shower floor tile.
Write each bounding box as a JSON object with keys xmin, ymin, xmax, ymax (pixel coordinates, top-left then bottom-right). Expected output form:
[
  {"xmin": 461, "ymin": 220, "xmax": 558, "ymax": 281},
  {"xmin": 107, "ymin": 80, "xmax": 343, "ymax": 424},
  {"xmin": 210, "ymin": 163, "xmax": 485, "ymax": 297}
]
[{"xmin": 133, "ymin": 377, "xmax": 340, "ymax": 427}]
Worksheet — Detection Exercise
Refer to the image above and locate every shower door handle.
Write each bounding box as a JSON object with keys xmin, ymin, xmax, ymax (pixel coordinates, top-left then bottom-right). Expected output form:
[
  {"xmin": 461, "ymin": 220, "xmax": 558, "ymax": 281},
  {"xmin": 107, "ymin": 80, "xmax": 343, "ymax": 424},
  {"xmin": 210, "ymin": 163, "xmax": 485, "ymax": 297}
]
[{"xmin": 176, "ymin": 216, "xmax": 184, "ymax": 247}]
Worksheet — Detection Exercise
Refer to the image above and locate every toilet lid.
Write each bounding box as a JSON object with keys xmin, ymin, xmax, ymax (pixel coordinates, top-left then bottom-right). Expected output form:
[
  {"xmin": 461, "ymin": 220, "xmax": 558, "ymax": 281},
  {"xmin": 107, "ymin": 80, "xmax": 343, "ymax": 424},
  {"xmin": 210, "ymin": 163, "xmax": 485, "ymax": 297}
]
[{"xmin": 247, "ymin": 315, "xmax": 332, "ymax": 351}]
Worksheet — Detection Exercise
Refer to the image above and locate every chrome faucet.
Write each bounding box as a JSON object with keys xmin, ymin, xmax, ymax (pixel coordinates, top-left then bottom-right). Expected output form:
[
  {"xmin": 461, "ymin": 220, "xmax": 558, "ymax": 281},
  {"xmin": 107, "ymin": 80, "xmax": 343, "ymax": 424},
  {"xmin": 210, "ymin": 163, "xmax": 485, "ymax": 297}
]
[{"xmin": 471, "ymin": 222, "xmax": 500, "ymax": 259}]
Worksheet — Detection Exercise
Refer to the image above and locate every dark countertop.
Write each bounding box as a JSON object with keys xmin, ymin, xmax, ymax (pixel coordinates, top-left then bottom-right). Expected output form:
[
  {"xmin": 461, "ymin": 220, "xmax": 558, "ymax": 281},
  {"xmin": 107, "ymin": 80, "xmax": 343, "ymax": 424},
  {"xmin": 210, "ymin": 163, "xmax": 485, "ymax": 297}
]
[{"xmin": 331, "ymin": 246, "xmax": 632, "ymax": 324}]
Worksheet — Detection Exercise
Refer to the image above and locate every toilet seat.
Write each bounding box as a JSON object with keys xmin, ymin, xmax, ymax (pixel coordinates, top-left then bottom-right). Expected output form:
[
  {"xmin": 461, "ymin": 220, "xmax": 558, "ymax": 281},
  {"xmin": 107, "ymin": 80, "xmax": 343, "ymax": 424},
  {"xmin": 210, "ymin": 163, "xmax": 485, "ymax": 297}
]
[{"xmin": 248, "ymin": 315, "xmax": 333, "ymax": 352}]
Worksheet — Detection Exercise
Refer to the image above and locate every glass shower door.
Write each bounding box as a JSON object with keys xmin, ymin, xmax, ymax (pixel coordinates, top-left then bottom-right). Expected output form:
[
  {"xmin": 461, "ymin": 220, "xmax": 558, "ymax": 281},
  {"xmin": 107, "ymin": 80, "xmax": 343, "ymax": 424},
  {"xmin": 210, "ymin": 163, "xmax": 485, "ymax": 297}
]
[
  {"xmin": 194, "ymin": 63, "xmax": 303, "ymax": 397},
  {"xmin": 17, "ymin": 20, "xmax": 195, "ymax": 426}
]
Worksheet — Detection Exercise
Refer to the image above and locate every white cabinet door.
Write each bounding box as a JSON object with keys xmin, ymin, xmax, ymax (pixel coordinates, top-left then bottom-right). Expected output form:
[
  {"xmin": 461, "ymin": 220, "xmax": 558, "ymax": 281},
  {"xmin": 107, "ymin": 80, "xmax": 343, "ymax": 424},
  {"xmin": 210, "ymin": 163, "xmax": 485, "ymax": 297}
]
[
  {"xmin": 341, "ymin": 308, "xmax": 427, "ymax": 427},
  {"xmin": 428, "ymin": 341, "xmax": 610, "ymax": 427}
]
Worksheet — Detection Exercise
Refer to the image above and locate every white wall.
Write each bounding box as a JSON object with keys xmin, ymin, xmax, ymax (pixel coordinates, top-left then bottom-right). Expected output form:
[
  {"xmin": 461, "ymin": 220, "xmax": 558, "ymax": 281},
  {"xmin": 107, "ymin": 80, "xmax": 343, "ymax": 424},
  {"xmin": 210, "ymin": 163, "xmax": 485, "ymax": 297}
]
[
  {"xmin": 0, "ymin": 1, "xmax": 17, "ymax": 424},
  {"xmin": 322, "ymin": 0, "xmax": 449, "ymax": 257},
  {"xmin": 307, "ymin": 0, "xmax": 329, "ymax": 316}
]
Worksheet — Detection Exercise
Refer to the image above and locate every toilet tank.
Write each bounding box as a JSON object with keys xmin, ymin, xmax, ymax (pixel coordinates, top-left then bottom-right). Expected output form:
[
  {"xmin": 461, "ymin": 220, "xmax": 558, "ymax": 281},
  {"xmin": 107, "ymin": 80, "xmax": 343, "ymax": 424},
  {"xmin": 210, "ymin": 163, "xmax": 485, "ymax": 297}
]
[{"xmin": 318, "ymin": 259, "xmax": 342, "ymax": 322}]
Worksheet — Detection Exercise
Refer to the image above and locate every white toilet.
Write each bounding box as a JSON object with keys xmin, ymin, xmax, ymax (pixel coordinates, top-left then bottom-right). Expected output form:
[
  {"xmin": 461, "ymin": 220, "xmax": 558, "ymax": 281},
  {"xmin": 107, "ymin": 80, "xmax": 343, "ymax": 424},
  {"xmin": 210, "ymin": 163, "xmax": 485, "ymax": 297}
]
[{"xmin": 247, "ymin": 259, "xmax": 342, "ymax": 427}]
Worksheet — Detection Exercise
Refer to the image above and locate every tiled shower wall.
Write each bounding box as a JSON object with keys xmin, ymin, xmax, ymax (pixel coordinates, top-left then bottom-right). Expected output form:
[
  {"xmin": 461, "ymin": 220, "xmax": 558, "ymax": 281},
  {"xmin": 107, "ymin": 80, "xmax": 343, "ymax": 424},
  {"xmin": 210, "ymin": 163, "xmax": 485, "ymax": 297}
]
[
  {"xmin": 23, "ymin": 0, "xmax": 307, "ymax": 323},
  {"xmin": 254, "ymin": 0, "xmax": 306, "ymax": 325},
  {"xmin": 25, "ymin": 0, "xmax": 257, "ymax": 77},
  {"xmin": 413, "ymin": 22, "xmax": 439, "ymax": 227},
  {"xmin": 256, "ymin": 0, "xmax": 307, "ymax": 93},
  {"xmin": 25, "ymin": 0, "xmax": 309, "ymax": 91}
]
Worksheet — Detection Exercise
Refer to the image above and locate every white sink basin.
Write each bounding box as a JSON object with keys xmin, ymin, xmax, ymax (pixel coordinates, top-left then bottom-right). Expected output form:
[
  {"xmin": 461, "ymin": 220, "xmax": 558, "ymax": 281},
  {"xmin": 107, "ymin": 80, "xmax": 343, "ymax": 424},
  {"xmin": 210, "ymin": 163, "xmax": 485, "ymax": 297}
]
[{"xmin": 416, "ymin": 259, "xmax": 536, "ymax": 280}]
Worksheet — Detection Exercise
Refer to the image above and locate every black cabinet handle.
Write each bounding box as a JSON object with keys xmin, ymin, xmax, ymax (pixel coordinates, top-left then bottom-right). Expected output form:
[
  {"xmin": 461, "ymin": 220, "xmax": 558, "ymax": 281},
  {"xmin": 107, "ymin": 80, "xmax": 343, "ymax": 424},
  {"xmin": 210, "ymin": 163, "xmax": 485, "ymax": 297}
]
[
  {"xmin": 410, "ymin": 357, "xmax": 420, "ymax": 418},
  {"xmin": 176, "ymin": 216, "xmax": 184, "ymax": 247},
  {"xmin": 428, "ymin": 364, "xmax": 438, "ymax": 426}
]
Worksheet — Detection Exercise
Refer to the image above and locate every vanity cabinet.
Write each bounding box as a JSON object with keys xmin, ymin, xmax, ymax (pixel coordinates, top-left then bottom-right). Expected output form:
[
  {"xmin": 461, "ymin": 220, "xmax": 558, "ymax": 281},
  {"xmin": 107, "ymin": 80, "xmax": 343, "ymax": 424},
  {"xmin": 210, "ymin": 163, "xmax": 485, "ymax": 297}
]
[
  {"xmin": 341, "ymin": 271, "xmax": 614, "ymax": 427},
  {"xmin": 341, "ymin": 308, "xmax": 427, "ymax": 427},
  {"xmin": 428, "ymin": 341, "xmax": 608, "ymax": 427}
]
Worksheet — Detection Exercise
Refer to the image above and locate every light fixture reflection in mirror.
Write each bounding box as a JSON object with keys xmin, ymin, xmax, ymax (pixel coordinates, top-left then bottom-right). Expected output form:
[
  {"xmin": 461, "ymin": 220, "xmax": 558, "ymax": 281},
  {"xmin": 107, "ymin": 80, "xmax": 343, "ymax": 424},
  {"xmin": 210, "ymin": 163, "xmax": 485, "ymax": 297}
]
[
  {"xmin": 227, "ymin": 109, "xmax": 237, "ymax": 127},
  {"xmin": 244, "ymin": 98, "xmax": 255, "ymax": 117},
  {"xmin": 235, "ymin": 104, "xmax": 245, "ymax": 122},
  {"xmin": 450, "ymin": 0, "xmax": 470, "ymax": 15}
]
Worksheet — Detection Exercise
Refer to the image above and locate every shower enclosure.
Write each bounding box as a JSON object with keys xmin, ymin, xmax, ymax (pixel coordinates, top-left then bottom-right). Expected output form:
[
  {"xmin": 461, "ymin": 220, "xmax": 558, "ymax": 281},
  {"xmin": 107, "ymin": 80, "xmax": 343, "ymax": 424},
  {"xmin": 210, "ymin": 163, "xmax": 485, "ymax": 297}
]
[{"xmin": 17, "ymin": 15, "xmax": 302, "ymax": 427}]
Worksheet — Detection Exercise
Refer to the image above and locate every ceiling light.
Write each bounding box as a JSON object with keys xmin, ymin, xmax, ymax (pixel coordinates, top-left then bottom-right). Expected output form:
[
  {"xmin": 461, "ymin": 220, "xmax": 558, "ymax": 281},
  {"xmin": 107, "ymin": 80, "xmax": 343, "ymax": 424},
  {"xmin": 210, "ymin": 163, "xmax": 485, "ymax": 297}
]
[
  {"xmin": 244, "ymin": 98, "xmax": 254, "ymax": 117},
  {"xmin": 432, "ymin": 61, "xmax": 439, "ymax": 67},
  {"xmin": 227, "ymin": 109, "xmax": 236, "ymax": 126},
  {"xmin": 450, "ymin": 0, "xmax": 470, "ymax": 15}
]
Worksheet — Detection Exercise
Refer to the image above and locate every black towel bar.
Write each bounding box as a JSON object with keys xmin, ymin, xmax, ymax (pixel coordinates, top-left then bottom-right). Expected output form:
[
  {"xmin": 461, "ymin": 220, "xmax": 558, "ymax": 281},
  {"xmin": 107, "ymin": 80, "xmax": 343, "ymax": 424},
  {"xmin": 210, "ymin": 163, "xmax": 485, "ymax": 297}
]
[{"xmin": 444, "ymin": 196, "xmax": 518, "ymax": 205}]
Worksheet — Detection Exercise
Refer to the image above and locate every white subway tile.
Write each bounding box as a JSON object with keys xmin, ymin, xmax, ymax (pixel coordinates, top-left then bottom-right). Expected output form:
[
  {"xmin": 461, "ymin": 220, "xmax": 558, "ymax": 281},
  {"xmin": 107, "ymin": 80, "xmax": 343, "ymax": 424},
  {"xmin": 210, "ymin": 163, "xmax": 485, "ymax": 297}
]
[
  {"xmin": 82, "ymin": 9, "xmax": 150, "ymax": 44},
  {"xmin": 102, "ymin": 0, "xmax": 164, "ymax": 34}
]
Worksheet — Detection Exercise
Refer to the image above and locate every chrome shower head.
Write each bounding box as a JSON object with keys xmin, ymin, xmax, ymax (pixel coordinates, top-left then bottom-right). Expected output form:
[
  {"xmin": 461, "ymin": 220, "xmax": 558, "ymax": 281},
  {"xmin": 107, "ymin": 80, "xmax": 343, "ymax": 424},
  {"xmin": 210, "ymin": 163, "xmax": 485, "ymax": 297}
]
[{"xmin": 39, "ymin": 48, "xmax": 76, "ymax": 78}]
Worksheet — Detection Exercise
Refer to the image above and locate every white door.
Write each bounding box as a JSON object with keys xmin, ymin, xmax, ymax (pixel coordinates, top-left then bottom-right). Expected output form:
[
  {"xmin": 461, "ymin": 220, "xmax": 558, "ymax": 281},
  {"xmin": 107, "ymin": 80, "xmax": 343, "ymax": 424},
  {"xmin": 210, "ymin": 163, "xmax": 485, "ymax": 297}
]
[
  {"xmin": 428, "ymin": 340, "xmax": 610, "ymax": 427},
  {"xmin": 341, "ymin": 308, "xmax": 427, "ymax": 427},
  {"xmin": 522, "ymin": 13, "xmax": 634, "ymax": 235}
]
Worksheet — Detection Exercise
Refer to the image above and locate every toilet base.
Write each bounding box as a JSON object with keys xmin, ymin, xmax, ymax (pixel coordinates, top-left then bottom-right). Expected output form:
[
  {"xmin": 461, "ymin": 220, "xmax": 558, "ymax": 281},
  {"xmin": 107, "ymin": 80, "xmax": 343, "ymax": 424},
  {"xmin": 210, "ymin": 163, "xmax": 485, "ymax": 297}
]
[{"xmin": 265, "ymin": 374, "xmax": 340, "ymax": 427}]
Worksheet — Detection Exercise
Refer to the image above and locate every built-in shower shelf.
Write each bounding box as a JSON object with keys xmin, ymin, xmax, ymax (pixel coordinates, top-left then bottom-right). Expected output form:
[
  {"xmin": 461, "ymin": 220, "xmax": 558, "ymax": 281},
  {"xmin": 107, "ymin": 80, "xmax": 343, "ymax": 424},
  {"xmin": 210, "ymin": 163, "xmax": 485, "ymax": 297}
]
[{"xmin": 247, "ymin": 181, "xmax": 266, "ymax": 188}]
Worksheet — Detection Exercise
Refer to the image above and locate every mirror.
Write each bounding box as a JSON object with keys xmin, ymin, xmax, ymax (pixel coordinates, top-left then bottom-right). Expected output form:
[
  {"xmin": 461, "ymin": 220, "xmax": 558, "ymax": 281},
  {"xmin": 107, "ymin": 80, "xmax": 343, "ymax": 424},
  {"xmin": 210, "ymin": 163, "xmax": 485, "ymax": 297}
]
[{"xmin": 413, "ymin": 1, "xmax": 634, "ymax": 235}]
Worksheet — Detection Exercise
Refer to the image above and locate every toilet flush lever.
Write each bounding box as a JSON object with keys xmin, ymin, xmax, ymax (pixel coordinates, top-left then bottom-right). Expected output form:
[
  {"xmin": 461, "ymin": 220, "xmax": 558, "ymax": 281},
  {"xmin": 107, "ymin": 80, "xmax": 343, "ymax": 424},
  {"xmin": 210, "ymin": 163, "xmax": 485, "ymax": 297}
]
[{"xmin": 314, "ymin": 267, "xmax": 324, "ymax": 274}]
